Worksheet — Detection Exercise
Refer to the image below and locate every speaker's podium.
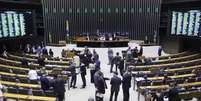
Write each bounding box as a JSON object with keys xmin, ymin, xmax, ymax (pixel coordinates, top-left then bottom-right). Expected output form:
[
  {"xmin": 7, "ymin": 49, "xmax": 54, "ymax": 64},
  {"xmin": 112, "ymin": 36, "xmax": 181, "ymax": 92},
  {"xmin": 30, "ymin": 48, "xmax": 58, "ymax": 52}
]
[
  {"xmin": 75, "ymin": 35, "xmax": 129, "ymax": 47},
  {"xmin": 47, "ymin": 40, "xmax": 66, "ymax": 47}
]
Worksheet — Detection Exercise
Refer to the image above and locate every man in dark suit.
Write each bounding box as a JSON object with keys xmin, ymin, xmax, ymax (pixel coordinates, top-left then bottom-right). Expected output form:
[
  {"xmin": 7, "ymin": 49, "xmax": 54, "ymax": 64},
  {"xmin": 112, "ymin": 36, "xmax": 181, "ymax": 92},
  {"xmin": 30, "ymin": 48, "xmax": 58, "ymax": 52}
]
[
  {"xmin": 80, "ymin": 63, "xmax": 87, "ymax": 88},
  {"xmin": 113, "ymin": 52, "xmax": 121, "ymax": 73},
  {"xmin": 118, "ymin": 58, "xmax": 125, "ymax": 76},
  {"xmin": 122, "ymin": 70, "xmax": 132, "ymax": 101},
  {"xmin": 109, "ymin": 72, "xmax": 121, "ymax": 101},
  {"xmin": 40, "ymin": 74, "xmax": 50, "ymax": 92},
  {"xmin": 38, "ymin": 56, "xmax": 45, "ymax": 67},
  {"xmin": 168, "ymin": 83, "xmax": 181, "ymax": 101},
  {"xmin": 94, "ymin": 70, "xmax": 107, "ymax": 101},
  {"xmin": 21, "ymin": 57, "xmax": 28, "ymax": 67},
  {"xmin": 53, "ymin": 75, "xmax": 66, "ymax": 101}
]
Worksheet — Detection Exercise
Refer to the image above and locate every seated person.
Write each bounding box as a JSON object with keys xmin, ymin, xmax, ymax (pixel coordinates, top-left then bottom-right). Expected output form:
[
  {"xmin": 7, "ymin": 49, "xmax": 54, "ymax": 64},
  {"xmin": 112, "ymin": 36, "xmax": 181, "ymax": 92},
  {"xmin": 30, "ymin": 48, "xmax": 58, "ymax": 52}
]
[
  {"xmin": 38, "ymin": 56, "xmax": 45, "ymax": 67},
  {"xmin": 21, "ymin": 57, "xmax": 29, "ymax": 67},
  {"xmin": 28, "ymin": 67, "xmax": 38, "ymax": 82}
]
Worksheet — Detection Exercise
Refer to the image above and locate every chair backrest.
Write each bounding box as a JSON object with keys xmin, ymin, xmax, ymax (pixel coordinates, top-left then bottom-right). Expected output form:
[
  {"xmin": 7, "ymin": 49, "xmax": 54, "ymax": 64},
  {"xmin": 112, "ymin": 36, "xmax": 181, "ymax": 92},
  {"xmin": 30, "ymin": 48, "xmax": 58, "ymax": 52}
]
[
  {"xmin": 8, "ymin": 77, "xmax": 17, "ymax": 82},
  {"xmin": 1, "ymin": 75, "xmax": 9, "ymax": 81},
  {"xmin": 18, "ymin": 88, "xmax": 29, "ymax": 95},
  {"xmin": 7, "ymin": 87, "xmax": 18, "ymax": 93},
  {"xmin": 32, "ymin": 90, "xmax": 44, "ymax": 96},
  {"xmin": 30, "ymin": 80, "xmax": 39, "ymax": 84},
  {"xmin": 152, "ymin": 80, "xmax": 163, "ymax": 86},
  {"xmin": 19, "ymin": 78, "xmax": 29, "ymax": 83},
  {"xmin": 188, "ymin": 78, "xmax": 196, "ymax": 83},
  {"xmin": 45, "ymin": 90, "xmax": 55, "ymax": 97}
]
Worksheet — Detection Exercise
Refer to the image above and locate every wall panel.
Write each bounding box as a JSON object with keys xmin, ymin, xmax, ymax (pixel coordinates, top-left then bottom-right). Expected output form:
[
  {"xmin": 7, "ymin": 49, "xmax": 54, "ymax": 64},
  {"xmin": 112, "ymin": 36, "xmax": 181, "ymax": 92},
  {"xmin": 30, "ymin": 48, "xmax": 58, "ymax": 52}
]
[{"xmin": 42, "ymin": 0, "xmax": 162, "ymax": 44}]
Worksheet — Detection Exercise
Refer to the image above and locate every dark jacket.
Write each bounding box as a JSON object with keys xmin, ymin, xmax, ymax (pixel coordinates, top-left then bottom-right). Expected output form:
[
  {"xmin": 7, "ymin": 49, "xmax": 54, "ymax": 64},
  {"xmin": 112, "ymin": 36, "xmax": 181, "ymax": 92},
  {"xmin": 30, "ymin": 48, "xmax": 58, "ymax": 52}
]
[
  {"xmin": 168, "ymin": 88, "xmax": 181, "ymax": 101},
  {"xmin": 95, "ymin": 60, "xmax": 101, "ymax": 71},
  {"xmin": 119, "ymin": 59, "xmax": 124, "ymax": 70},
  {"xmin": 38, "ymin": 58, "xmax": 45, "ymax": 66},
  {"xmin": 21, "ymin": 58, "xmax": 28, "ymax": 66},
  {"xmin": 53, "ymin": 78, "xmax": 66, "ymax": 94},
  {"xmin": 158, "ymin": 48, "xmax": 162, "ymax": 56},
  {"xmin": 122, "ymin": 72, "xmax": 132, "ymax": 89},
  {"xmin": 40, "ymin": 76, "xmax": 50, "ymax": 91},
  {"xmin": 110, "ymin": 76, "xmax": 121, "ymax": 91},
  {"xmin": 94, "ymin": 72, "xmax": 107, "ymax": 94},
  {"xmin": 114, "ymin": 56, "xmax": 121, "ymax": 65}
]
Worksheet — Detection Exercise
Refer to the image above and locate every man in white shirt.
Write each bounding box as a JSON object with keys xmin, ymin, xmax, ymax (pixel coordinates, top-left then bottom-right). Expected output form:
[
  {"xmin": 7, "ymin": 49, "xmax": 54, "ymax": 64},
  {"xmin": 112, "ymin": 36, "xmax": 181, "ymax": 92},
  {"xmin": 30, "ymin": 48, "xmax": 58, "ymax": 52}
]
[{"xmin": 28, "ymin": 67, "xmax": 38, "ymax": 81}]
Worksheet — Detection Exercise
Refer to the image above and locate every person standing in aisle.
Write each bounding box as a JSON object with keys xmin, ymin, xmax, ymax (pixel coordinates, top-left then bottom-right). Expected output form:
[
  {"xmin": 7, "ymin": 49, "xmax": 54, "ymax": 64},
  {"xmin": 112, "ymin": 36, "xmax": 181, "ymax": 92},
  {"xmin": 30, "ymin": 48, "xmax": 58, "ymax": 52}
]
[
  {"xmin": 53, "ymin": 75, "xmax": 66, "ymax": 101},
  {"xmin": 70, "ymin": 60, "xmax": 77, "ymax": 88},
  {"xmin": 126, "ymin": 47, "xmax": 132, "ymax": 61},
  {"xmin": 109, "ymin": 72, "xmax": 121, "ymax": 101},
  {"xmin": 114, "ymin": 52, "xmax": 121, "ymax": 73},
  {"xmin": 89, "ymin": 60, "xmax": 96, "ymax": 83},
  {"xmin": 118, "ymin": 58, "xmax": 125, "ymax": 76},
  {"xmin": 80, "ymin": 63, "xmax": 87, "ymax": 88},
  {"xmin": 108, "ymin": 48, "xmax": 114, "ymax": 65},
  {"xmin": 95, "ymin": 56, "xmax": 101, "ymax": 71},
  {"xmin": 49, "ymin": 48, "xmax": 54, "ymax": 57},
  {"xmin": 158, "ymin": 46, "xmax": 163, "ymax": 56},
  {"xmin": 94, "ymin": 70, "xmax": 107, "ymax": 101},
  {"xmin": 138, "ymin": 46, "xmax": 143, "ymax": 56},
  {"xmin": 122, "ymin": 69, "xmax": 132, "ymax": 101}
]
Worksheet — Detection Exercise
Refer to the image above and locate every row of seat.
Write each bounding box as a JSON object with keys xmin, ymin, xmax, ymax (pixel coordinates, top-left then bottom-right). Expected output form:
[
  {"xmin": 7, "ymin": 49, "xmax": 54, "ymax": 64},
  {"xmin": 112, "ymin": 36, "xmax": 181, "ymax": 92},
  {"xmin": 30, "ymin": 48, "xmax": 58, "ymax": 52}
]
[
  {"xmin": 152, "ymin": 51, "xmax": 190, "ymax": 60},
  {"xmin": 13, "ymin": 51, "xmax": 70, "ymax": 61},
  {"xmin": 131, "ymin": 52, "xmax": 200, "ymax": 66},
  {"xmin": 0, "ymin": 57, "xmax": 68, "ymax": 70},
  {"xmin": 130, "ymin": 56, "xmax": 201, "ymax": 71},
  {"xmin": 122, "ymin": 50, "xmax": 189, "ymax": 60},
  {"xmin": 22, "ymin": 50, "xmax": 81, "ymax": 60},
  {"xmin": 0, "ymin": 54, "xmax": 65, "ymax": 100},
  {"xmin": 7, "ymin": 53, "xmax": 70, "ymax": 65},
  {"xmin": 4, "ymin": 93, "xmax": 56, "ymax": 101},
  {"xmin": 133, "ymin": 52, "xmax": 201, "ymax": 100}
]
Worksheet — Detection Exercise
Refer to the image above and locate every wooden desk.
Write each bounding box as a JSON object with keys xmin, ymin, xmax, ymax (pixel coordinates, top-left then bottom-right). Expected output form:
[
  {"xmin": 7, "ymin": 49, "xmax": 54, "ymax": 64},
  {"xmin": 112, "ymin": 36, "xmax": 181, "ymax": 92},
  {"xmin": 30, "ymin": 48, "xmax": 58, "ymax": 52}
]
[
  {"xmin": 152, "ymin": 51, "xmax": 189, "ymax": 60},
  {"xmin": 4, "ymin": 93, "xmax": 28, "ymax": 99},
  {"xmin": 28, "ymin": 95, "xmax": 56, "ymax": 101},
  {"xmin": 76, "ymin": 36, "xmax": 129, "ymax": 47},
  {"xmin": 130, "ymin": 58, "xmax": 201, "ymax": 69},
  {"xmin": 0, "ymin": 72, "xmax": 28, "ymax": 78},
  {"xmin": 24, "ymin": 53, "xmax": 71, "ymax": 61},
  {"xmin": 8, "ymin": 54, "xmax": 70, "ymax": 65},
  {"xmin": 3, "ymin": 93, "xmax": 56, "ymax": 101},
  {"xmin": 132, "ymin": 64, "xmax": 201, "ymax": 75},
  {"xmin": 0, "ymin": 80, "xmax": 41, "ymax": 88},
  {"xmin": 152, "ymin": 53, "xmax": 200, "ymax": 64},
  {"xmin": 16, "ymin": 82, "xmax": 40, "ymax": 88},
  {"xmin": 0, "ymin": 58, "xmax": 65, "ymax": 72},
  {"xmin": 166, "ymin": 65, "xmax": 201, "ymax": 72},
  {"xmin": 148, "ymin": 74, "xmax": 195, "ymax": 80},
  {"xmin": 139, "ymin": 81, "xmax": 201, "ymax": 90}
]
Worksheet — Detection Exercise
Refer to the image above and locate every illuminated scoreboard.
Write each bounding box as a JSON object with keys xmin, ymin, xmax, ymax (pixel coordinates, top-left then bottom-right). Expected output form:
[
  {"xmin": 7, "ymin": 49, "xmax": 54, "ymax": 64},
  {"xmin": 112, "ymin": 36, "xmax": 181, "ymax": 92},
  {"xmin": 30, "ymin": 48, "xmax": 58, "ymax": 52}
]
[
  {"xmin": 171, "ymin": 10, "xmax": 201, "ymax": 37},
  {"xmin": 0, "ymin": 11, "xmax": 33, "ymax": 39}
]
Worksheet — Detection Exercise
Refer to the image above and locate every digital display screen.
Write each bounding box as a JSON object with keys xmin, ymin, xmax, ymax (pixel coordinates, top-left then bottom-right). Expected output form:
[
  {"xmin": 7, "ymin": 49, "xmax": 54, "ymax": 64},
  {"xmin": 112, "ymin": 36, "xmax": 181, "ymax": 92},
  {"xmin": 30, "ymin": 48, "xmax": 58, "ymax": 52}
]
[
  {"xmin": 170, "ymin": 10, "xmax": 201, "ymax": 37},
  {"xmin": 0, "ymin": 10, "xmax": 33, "ymax": 39}
]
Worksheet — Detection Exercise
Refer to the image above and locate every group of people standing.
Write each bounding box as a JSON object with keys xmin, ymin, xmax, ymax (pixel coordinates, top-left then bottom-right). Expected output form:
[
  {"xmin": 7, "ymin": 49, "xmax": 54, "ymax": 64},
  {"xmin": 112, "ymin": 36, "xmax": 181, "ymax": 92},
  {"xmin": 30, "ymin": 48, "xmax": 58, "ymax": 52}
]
[
  {"xmin": 69, "ymin": 47, "xmax": 101, "ymax": 89},
  {"xmin": 107, "ymin": 48, "xmax": 132, "ymax": 101},
  {"xmin": 68, "ymin": 47, "xmax": 132, "ymax": 101}
]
